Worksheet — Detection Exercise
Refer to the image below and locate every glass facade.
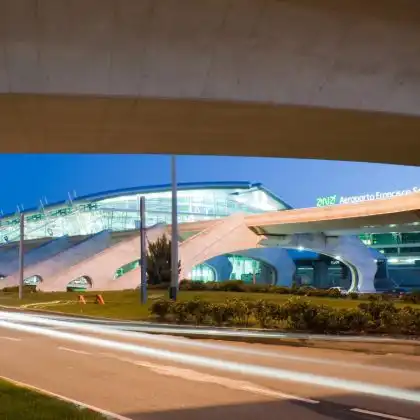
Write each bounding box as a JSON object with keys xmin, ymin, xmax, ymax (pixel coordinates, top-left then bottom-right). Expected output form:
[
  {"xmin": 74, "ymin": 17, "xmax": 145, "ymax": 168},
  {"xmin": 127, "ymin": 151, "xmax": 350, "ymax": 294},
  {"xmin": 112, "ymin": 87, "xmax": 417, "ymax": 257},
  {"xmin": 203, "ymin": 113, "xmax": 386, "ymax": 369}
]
[
  {"xmin": 360, "ymin": 232, "xmax": 420, "ymax": 260},
  {"xmin": 24, "ymin": 275, "xmax": 42, "ymax": 285},
  {"xmin": 228, "ymin": 255, "xmax": 261, "ymax": 282},
  {"xmin": 113, "ymin": 256, "xmax": 270, "ymax": 283},
  {"xmin": 0, "ymin": 183, "xmax": 289, "ymax": 245},
  {"xmin": 188, "ymin": 264, "xmax": 216, "ymax": 282},
  {"xmin": 114, "ymin": 260, "xmax": 141, "ymax": 279},
  {"xmin": 67, "ymin": 276, "xmax": 92, "ymax": 291},
  {"xmin": 360, "ymin": 232, "xmax": 420, "ymax": 247}
]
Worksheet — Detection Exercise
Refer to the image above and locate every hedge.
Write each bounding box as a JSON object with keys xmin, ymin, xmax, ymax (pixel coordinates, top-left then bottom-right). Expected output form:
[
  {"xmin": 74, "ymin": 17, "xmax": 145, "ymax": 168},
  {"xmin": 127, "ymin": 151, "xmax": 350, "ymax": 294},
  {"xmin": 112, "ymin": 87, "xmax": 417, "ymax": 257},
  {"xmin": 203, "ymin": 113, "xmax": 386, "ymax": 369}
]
[
  {"xmin": 149, "ymin": 296, "xmax": 420, "ymax": 335},
  {"xmin": 1, "ymin": 285, "xmax": 37, "ymax": 293},
  {"xmin": 179, "ymin": 280, "xmax": 420, "ymax": 302},
  {"xmin": 179, "ymin": 280, "xmax": 344, "ymax": 296}
]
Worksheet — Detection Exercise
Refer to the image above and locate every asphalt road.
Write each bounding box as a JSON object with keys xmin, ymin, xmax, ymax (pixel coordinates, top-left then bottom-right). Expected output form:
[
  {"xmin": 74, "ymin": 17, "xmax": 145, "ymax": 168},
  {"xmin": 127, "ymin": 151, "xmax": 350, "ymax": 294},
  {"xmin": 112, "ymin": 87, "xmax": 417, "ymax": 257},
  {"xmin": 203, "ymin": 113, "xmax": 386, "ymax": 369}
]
[{"xmin": 0, "ymin": 311, "xmax": 420, "ymax": 420}]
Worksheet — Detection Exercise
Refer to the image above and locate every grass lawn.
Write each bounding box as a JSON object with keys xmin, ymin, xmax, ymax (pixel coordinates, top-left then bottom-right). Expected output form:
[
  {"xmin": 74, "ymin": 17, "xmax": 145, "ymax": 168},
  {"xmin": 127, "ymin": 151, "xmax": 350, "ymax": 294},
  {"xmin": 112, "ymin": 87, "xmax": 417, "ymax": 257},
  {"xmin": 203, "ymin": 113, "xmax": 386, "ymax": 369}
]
[
  {"xmin": 0, "ymin": 379, "xmax": 104, "ymax": 420},
  {"xmin": 1, "ymin": 289, "xmax": 419, "ymax": 321}
]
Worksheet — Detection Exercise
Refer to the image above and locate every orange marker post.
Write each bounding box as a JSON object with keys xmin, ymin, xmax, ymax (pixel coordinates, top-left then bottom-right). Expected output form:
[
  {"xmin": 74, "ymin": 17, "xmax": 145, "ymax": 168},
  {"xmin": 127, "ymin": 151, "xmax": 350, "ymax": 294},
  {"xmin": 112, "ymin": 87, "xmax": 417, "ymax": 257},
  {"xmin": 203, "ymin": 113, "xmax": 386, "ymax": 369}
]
[{"xmin": 95, "ymin": 294, "xmax": 105, "ymax": 305}]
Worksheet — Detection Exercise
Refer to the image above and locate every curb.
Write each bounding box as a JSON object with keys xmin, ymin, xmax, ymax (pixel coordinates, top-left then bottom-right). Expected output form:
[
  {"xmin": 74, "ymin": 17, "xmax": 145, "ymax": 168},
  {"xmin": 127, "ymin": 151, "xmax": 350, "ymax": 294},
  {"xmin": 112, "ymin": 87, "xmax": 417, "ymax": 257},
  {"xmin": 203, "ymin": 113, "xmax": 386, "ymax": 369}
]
[{"xmin": 2, "ymin": 304, "xmax": 420, "ymax": 355}]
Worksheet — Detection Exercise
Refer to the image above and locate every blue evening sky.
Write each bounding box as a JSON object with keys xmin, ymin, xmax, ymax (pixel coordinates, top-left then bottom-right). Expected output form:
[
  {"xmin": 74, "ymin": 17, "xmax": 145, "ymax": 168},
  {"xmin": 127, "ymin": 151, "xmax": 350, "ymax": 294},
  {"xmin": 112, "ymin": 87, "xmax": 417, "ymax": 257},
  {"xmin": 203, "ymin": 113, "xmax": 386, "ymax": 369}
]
[{"xmin": 1, "ymin": 154, "xmax": 420, "ymax": 213}]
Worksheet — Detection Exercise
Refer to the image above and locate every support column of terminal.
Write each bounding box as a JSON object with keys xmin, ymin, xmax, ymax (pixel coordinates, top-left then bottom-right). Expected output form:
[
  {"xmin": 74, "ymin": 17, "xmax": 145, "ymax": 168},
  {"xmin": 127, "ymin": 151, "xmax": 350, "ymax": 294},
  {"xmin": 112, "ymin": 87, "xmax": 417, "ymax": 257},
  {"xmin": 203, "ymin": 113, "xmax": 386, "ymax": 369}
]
[{"xmin": 313, "ymin": 259, "xmax": 330, "ymax": 289}]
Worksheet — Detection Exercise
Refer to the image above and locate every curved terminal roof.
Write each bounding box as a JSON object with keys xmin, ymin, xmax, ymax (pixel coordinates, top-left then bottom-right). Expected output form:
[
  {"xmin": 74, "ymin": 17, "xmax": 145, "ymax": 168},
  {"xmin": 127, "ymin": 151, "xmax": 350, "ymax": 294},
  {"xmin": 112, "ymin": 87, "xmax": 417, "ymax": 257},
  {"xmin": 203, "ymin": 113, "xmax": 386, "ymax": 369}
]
[
  {"xmin": 76, "ymin": 181, "xmax": 292, "ymax": 209},
  {"xmin": 0, "ymin": 182, "xmax": 292, "ymax": 234}
]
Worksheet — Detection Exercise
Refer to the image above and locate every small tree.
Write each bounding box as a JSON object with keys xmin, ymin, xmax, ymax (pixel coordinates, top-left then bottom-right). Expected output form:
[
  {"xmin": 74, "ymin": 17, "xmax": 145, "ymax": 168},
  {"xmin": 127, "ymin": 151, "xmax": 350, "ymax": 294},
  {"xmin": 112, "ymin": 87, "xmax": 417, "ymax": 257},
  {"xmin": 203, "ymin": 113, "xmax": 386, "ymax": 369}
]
[{"xmin": 146, "ymin": 233, "xmax": 181, "ymax": 285}]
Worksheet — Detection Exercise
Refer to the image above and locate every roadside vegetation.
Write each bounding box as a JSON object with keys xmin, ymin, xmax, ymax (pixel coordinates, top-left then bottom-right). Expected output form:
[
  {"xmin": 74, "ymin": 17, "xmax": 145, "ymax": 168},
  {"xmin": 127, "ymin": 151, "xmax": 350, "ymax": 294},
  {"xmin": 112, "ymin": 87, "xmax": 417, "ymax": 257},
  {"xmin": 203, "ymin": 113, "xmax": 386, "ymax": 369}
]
[
  {"xmin": 150, "ymin": 294, "xmax": 420, "ymax": 336},
  {"xmin": 1, "ymin": 281, "xmax": 420, "ymax": 329},
  {"xmin": 1, "ymin": 234, "xmax": 420, "ymax": 332},
  {"xmin": 0, "ymin": 379, "xmax": 104, "ymax": 420}
]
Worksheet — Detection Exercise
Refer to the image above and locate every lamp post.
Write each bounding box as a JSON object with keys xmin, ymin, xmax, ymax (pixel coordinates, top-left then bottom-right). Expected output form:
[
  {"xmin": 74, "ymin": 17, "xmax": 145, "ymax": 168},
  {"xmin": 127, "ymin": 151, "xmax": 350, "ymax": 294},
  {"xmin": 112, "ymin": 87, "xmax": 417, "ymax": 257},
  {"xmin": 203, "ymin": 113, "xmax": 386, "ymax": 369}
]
[
  {"xmin": 139, "ymin": 196, "xmax": 147, "ymax": 304},
  {"xmin": 18, "ymin": 212, "xmax": 24, "ymax": 300},
  {"xmin": 170, "ymin": 155, "xmax": 179, "ymax": 301}
]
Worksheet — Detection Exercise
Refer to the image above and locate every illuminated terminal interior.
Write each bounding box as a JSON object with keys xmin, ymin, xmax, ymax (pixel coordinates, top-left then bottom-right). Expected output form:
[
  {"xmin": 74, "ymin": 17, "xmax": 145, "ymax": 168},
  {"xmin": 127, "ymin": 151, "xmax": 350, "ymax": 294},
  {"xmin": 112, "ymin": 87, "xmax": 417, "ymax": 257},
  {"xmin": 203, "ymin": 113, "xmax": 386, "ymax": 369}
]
[
  {"xmin": 1, "ymin": 181, "xmax": 420, "ymax": 291},
  {"xmin": 0, "ymin": 182, "xmax": 289, "ymax": 244}
]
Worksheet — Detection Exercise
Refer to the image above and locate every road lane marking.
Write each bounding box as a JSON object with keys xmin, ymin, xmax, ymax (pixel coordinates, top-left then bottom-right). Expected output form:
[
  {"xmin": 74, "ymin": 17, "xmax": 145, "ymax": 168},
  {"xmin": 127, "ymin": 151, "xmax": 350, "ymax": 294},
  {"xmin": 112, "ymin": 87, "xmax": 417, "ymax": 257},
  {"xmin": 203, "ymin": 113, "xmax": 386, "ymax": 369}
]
[
  {"xmin": 350, "ymin": 408, "xmax": 413, "ymax": 420},
  {"xmin": 0, "ymin": 336, "xmax": 21, "ymax": 341},
  {"xmin": 0, "ymin": 375, "xmax": 132, "ymax": 420},
  {"xmin": 58, "ymin": 347, "xmax": 91, "ymax": 356},
  {"xmin": 99, "ymin": 352, "xmax": 319, "ymax": 404}
]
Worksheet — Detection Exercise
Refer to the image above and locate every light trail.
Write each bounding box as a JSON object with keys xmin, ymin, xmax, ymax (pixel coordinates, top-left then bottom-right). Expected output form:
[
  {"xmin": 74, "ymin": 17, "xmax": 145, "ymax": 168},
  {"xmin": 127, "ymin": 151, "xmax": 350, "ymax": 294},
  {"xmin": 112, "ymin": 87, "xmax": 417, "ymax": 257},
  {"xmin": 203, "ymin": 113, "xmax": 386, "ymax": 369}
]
[
  {"xmin": 0, "ymin": 311, "xmax": 413, "ymax": 376},
  {"xmin": 1, "ymin": 318, "xmax": 420, "ymax": 405}
]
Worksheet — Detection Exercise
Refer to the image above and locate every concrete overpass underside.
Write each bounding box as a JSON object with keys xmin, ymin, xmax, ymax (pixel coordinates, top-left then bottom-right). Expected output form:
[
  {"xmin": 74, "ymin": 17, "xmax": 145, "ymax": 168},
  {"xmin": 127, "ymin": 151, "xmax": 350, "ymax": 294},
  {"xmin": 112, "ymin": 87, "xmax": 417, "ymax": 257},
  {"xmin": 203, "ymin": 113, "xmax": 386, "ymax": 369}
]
[{"xmin": 1, "ymin": 0, "xmax": 420, "ymax": 164}]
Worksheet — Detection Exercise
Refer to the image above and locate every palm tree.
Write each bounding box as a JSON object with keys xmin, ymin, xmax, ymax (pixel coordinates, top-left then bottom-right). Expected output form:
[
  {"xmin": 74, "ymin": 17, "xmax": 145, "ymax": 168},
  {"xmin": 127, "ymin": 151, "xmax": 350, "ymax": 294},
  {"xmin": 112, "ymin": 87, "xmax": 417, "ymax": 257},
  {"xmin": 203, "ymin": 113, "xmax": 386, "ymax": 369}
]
[{"xmin": 146, "ymin": 233, "xmax": 181, "ymax": 284}]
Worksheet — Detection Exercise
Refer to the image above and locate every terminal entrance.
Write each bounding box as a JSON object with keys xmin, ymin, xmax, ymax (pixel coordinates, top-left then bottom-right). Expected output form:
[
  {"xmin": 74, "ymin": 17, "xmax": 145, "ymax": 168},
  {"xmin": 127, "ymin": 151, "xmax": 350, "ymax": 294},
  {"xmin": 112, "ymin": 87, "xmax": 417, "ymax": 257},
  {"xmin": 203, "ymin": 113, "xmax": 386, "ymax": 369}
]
[
  {"xmin": 67, "ymin": 276, "xmax": 92, "ymax": 292},
  {"xmin": 189, "ymin": 255, "xmax": 276, "ymax": 284}
]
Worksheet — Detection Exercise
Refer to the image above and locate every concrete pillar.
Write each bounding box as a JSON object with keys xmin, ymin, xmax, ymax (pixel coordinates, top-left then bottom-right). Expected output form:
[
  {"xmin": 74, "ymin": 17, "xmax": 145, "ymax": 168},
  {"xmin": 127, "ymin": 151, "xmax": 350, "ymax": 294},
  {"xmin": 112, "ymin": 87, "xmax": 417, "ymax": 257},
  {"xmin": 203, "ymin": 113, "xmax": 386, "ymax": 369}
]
[
  {"xmin": 238, "ymin": 248, "xmax": 296, "ymax": 286},
  {"xmin": 338, "ymin": 263, "xmax": 351, "ymax": 289},
  {"xmin": 205, "ymin": 255, "xmax": 233, "ymax": 282},
  {"xmin": 259, "ymin": 262, "xmax": 275, "ymax": 285},
  {"xmin": 313, "ymin": 260, "xmax": 330, "ymax": 289},
  {"xmin": 375, "ymin": 260, "xmax": 389, "ymax": 279},
  {"xmin": 261, "ymin": 233, "xmax": 377, "ymax": 293}
]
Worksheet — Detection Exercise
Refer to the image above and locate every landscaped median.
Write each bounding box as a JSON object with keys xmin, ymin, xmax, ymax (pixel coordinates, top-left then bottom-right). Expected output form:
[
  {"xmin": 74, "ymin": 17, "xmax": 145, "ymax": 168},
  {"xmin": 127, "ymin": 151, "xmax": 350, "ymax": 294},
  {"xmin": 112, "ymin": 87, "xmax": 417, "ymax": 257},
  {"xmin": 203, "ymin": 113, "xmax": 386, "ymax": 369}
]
[
  {"xmin": 0, "ymin": 378, "xmax": 105, "ymax": 420},
  {"xmin": 149, "ymin": 295, "xmax": 420, "ymax": 336},
  {"xmin": 2, "ymin": 282, "xmax": 420, "ymax": 355},
  {"xmin": 2, "ymin": 281, "xmax": 420, "ymax": 329},
  {"xmin": 1, "ymin": 281, "xmax": 420, "ymax": 323}
]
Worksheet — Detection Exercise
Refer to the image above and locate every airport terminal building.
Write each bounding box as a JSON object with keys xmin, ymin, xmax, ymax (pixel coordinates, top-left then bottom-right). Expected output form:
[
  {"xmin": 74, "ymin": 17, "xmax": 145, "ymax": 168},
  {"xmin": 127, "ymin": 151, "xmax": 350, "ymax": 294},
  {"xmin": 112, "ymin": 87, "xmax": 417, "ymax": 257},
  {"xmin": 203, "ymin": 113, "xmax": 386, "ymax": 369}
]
[{"xmin": 0, "ymin": 182, "xmax": 417, "ymax": 292}]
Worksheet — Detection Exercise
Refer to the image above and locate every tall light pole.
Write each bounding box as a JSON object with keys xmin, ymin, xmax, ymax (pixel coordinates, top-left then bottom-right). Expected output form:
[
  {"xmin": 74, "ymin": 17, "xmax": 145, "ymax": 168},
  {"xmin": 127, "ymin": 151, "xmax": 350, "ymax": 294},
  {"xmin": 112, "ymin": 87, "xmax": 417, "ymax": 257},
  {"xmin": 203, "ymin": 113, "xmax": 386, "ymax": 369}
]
[
  {"xmin": 139, "ymin": 196, "xmax": 147, "ymax": 305},
  {"xmin": 18, "ymin": 212, "xmax": 25, "ymax": 300},
  {"xmin": 170, "ymin": 155, "xmax": 179, "ymax": 301}
]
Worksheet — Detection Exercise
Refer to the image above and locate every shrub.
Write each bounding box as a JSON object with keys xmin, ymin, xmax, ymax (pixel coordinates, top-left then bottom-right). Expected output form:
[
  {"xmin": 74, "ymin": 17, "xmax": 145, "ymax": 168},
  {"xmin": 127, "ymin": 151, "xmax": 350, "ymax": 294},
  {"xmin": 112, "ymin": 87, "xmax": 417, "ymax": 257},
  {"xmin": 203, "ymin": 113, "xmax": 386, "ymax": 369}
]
[
  {"xmin": 179, "ymin": 280, "xmax": 208, "ymax": 291},
  {"xmin": 349, "ymin": 292, "xmax": 359, "ymax": 300},
  {"xmin": 170, "ymin": 301, "xmax": 191, "ymax": 324},
  {"xmin": 401, "ymin": 291, "xmax": 420, "ymax": 304},
  {"xmin": 186, "ymin": 298, "xmax": 212, "ymax": 325},
  {"xmin": 397, "ymin": 306, "xmax": 420, "ymax": 335},
  {"xmin": 150, "ymin": 299, "xmax": 172, "ymax": 321},
  {"xmin": 272, "ymin": 286, "xmax": 291, "ymax": 295},
  {"xmin": 253, "ymin": 300, "xmax": 284, "ymax": 328},
  {"xmin": 327, "ymin": 288, "xmax": 342, "ymax": 298},
  {"xmin": 341, "ymin": 308, "xmax": 371, "ymax": 333},
  {"xmin": 219, "ymin": 280, "xmax": 248, "ymax": 292},
  {"xmin": 227, "ymin": 298, "xmax": 255, "ymax": 326},
  {"xmin": 1, "ymin": 285, "xmax": 37, "ymax": 293},
  {"xmin": 210, "ymin": 302, "xmax": 235, "ymax": 326},
  {"xmin": 150, "ymin": 293, "xmax": 420, "ymax": 336}
]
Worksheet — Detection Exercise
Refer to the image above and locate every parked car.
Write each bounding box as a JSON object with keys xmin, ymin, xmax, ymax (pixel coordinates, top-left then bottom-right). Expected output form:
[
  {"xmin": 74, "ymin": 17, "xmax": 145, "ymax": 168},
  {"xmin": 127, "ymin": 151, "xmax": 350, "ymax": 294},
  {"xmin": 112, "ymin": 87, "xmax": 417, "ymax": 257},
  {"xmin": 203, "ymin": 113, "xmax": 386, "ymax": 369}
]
[
  {"xmin": 328, "ymin": 286, "xmax": 348, "ymax": 296},
  {"xmin": 384, "ymin": 287, "xmax": 409, "ymax": 297}
]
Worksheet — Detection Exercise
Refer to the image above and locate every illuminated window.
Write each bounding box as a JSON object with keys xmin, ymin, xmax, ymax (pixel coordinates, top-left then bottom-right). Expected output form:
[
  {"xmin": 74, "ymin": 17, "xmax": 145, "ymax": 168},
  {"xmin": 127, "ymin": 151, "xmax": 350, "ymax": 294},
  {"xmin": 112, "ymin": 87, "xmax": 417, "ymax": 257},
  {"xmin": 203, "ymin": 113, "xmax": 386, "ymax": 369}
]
[
  {"xmin": 114, "ymin": 260, "xmax": 140, "ymax": 279},
  {"xmin": 188, "ymin": 264, "xmax": 215, "ymax": 282},
  {"xmin": 228, "ymin": 255, "xmax": 263, "ymax": 283},
  {"xmin": 67, "ymin": 276, "xmax": 92, "ymax": 291},
  {"xmin": 24, "ymin": 275, "xmax": 42, "ymax": 285}
]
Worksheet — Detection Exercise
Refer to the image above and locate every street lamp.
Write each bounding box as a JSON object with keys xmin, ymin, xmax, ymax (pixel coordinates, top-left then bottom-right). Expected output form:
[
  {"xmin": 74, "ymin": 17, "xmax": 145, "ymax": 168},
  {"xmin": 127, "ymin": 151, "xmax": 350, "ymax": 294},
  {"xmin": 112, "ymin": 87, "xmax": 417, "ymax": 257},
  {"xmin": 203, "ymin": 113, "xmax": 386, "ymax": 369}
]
[
  {"xmin": 18, "ymin": 212, "xmax": 24, "ymax": 300},
  {"xmin": 170, "ymin": 155, "xmax": 179, "ymax": 300},
  {"xmin": 139, "ymin": 196, "xmax": 147, "ymax": 304}
]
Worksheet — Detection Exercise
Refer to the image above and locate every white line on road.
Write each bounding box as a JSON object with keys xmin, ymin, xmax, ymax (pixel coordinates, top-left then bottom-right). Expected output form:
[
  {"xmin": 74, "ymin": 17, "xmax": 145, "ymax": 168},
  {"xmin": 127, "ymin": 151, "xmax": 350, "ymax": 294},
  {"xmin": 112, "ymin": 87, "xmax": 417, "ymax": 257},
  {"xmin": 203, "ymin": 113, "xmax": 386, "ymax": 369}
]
[
  {"xmin": 99, "ymin": 352, "xmax": 319, "ymax": 405},
  {"xmin": 58, "ymin": 347, "xmax": 91, "ymax": 356},
  {"xmin": 0, "ymin": 375, "xmax": 133, "ymax": 420},
  {"xmin": 0, "ymin": 336, "xmax": 21, "ymax": 341},
  {"xmin": 350, "ymin": 408, "xmax": 413, "ymax": 420}
]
